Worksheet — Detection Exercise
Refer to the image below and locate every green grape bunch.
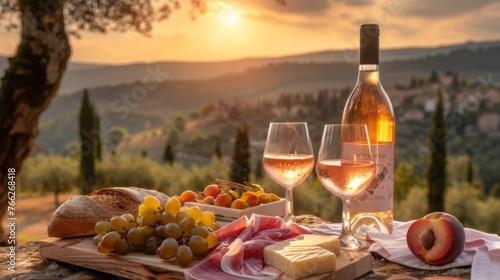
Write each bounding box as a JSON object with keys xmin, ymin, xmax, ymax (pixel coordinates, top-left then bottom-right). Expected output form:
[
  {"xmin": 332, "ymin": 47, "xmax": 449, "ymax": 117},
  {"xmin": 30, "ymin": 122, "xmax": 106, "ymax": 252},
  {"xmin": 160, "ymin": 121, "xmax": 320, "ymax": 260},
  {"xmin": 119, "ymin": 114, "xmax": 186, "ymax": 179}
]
[{"xmin": 92, "ymin": 195, "xmax": 220, "ymax": 268}]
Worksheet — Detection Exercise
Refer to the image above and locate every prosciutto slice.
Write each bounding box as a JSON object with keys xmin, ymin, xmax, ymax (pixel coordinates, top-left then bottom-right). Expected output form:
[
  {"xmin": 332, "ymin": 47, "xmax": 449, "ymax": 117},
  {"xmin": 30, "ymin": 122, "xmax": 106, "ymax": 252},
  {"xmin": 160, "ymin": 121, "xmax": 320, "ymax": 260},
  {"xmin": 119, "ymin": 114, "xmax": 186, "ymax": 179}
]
[{"xmin": 185, "ymin": 214, "xmax": 311, "ymax": 280}]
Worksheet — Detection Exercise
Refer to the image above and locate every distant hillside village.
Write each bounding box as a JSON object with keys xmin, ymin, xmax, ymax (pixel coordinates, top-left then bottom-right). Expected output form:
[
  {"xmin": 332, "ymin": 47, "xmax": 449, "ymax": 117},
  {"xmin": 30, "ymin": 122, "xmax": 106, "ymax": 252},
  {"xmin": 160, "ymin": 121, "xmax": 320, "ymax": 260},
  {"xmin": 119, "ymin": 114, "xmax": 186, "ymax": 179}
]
[
  {"xmin": 110, "ymin": 69, "xmax": 499, "ymax": 153},
  {"xmin": 393, "ymin": 72, "xmax": 500, "ymax": 138}
]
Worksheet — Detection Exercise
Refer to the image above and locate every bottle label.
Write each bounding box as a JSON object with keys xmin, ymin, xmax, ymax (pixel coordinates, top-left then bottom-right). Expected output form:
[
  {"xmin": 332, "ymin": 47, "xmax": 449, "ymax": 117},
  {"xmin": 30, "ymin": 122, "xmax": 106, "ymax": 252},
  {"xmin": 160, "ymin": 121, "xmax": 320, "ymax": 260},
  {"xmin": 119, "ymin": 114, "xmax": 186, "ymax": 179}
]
[{"xmin": 343, "ymin": 142, "xmax": 394, "ymax": 212}]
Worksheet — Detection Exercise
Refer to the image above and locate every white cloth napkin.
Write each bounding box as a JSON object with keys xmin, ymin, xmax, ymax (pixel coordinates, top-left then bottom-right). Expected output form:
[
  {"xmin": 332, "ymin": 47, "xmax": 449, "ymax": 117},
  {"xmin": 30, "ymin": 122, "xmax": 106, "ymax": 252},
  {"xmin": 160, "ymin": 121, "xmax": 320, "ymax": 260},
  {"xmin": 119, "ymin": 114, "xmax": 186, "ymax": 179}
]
[{"xmin": 313, "ymin": 221, "xmax": 500, "ymax": 280}]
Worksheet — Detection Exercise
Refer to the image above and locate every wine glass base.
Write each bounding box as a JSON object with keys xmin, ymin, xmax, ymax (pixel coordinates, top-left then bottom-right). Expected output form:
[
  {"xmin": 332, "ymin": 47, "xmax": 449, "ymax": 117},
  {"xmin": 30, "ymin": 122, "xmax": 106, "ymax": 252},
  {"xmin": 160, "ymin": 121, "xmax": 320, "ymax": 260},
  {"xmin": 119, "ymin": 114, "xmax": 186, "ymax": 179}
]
[
  {"xmin": 351, "ymin": 214, "xmax": 388, "ymax": 239},
  {"xmin": 338, "ymin": 236, "xmax": 369, "ymax": 251},
  {"xmin": 283, "ymin": 216, "xmax": 295, "ymax": 225}
]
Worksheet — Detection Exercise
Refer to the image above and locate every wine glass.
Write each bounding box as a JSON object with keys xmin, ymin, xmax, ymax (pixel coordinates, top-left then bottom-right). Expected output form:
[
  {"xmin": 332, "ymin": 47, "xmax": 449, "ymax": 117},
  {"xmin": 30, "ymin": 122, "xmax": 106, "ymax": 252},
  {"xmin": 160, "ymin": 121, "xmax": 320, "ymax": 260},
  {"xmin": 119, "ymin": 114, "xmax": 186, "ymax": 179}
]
[
  {"xmin": 262, "ymin": 122, "xmax": 315, "ymax": 224},
  {"xmin": 316, "ymin": 124, "xmax": 376, "ymax": 250}
]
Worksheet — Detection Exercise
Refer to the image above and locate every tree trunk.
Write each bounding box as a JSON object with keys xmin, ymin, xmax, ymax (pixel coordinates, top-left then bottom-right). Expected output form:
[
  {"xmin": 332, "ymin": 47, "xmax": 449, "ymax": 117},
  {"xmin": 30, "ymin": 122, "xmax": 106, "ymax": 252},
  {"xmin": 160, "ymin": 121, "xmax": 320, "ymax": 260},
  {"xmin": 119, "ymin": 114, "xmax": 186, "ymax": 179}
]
[{"xmin": 0, "ymin": 0, "xmax": 71, "ymax": 245}]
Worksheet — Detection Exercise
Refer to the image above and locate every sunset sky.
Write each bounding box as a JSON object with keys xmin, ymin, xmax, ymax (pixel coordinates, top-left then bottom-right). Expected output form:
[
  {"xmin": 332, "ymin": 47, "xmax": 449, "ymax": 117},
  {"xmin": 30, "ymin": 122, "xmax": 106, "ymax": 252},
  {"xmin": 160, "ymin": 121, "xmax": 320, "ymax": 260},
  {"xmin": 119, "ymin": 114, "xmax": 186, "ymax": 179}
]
[{"xmin": 0, "ymin": 0, "xmax": 499, "ymax": 64}]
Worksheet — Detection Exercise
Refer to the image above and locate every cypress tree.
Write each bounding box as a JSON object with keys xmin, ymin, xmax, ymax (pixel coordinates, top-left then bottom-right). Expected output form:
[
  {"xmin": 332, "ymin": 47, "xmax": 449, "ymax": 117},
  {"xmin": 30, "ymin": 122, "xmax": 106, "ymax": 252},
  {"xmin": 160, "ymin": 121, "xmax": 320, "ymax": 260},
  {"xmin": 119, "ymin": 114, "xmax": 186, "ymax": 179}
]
[
  {"xmin": 426, "ymin": 90, "xmax": 447, "ymax": 213},
  {"xmin": 430, "ymin": 70, "xmax": 439, "ymax": 84},
  {"xmin": 490, "ymin": 184, "xmax": 500, "ymax": 199},
  {"xmin": 163, "ymin": 142, "xmax": 174, "ymax": 165},
  {"xmin": 94, "ymin": 111, "xmax": 102, "ymax": 161},
  {"xmin": 230, "ymin": 122, "xmax": 251, "ymax": 184},
  {"xmin": 451, "ymin": 74, "xmax": 460, "ymax": 91},
  {"xmin": 331, "ymin": 92, "xmax": 338, "ymax": 116},
  {"xmin": 254, "ymin": 159, "xmax": 263, "ymax": 179},
  {"xmin": 141, "ymin": 149, "xmax": 148, "ymax": 158},
  {"xmin": 79, "ymin": 90, "xmax": 96, "ymax": 194},
  {"xmin": 466, "ymin": 152, "xmax": 473, "ymax": 184},
  {"xmin": 168, "ymin": 128, "xmax": 181, "ymax": 147},
  {"xmin": 410, "ymin": 76, "xmax": 417, "ymax": 88},
  {"xmin": 214, "ymin": 138, "xmax": 222, "ymax": 160}
]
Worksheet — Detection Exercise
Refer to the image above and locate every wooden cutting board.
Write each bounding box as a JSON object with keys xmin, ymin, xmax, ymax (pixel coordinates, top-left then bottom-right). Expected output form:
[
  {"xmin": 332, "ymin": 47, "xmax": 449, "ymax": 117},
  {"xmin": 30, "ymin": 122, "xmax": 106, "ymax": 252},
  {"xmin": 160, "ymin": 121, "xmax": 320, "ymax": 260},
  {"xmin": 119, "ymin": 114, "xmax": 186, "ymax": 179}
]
[{"xmin": 39, "ymin": 237, "xmax": 372, "ymax": 280}]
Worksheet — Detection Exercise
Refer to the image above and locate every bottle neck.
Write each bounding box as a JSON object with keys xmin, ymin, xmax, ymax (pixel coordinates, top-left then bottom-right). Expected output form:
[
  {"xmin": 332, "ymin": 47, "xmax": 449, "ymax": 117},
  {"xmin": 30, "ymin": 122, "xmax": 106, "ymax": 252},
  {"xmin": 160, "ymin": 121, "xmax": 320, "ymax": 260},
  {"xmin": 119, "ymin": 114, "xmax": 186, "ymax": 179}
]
[
  {"xmin": 357, "ymin": 64, "xmax": 380, "ymax": 85},
  {"xmin": 358, "ymin": 24, "xmax": 380, "ymax": 85}
]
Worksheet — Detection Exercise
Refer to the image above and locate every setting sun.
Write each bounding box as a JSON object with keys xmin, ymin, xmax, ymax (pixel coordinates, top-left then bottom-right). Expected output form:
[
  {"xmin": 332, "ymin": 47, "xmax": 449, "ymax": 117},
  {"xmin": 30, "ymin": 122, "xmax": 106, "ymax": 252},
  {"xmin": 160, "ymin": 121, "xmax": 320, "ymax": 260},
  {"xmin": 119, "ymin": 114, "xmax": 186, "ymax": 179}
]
[
  {"xmin": 221, "ymin": 8, "xmax": 240, "ymax": 25},
  {"xmin": 1, "ymin": 1, "xmax": 500, "ymax": 278}
]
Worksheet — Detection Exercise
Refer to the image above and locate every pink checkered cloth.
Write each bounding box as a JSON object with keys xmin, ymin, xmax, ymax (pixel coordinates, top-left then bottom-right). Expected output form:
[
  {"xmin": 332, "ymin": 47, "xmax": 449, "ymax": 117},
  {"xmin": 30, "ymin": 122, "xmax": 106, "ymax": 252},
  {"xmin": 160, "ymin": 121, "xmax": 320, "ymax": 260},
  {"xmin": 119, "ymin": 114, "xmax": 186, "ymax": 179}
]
[{"xmin": 313, "ymin": 221, "xmax": 500, "ymax": 280}]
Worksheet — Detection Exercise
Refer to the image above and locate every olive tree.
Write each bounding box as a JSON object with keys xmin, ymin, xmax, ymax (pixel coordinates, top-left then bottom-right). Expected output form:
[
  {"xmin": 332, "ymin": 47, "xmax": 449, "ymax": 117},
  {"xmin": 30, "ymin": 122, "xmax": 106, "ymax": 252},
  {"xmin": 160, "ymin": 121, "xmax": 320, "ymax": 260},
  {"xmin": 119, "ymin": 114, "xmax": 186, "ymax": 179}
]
[
  {"xmin": 0, "ymin": 0, "xmax": 283, "ymax": 245},
  {"xmin": 0, "ymin": 0, "xmax": 204, "ymax": 245}
]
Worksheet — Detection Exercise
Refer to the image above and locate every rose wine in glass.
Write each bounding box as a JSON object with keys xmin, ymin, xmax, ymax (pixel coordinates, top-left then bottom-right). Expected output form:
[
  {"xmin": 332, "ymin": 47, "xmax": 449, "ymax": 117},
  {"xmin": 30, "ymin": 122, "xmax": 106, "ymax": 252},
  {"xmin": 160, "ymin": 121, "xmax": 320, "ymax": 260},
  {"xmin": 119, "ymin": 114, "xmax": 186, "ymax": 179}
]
[
  {"xmin": 316, "ymin": 124, "xmax": 376, "ymax": 250},
  {"xmin": 263, "ymin": 122, "xmax": 314, "ymax": 224}
]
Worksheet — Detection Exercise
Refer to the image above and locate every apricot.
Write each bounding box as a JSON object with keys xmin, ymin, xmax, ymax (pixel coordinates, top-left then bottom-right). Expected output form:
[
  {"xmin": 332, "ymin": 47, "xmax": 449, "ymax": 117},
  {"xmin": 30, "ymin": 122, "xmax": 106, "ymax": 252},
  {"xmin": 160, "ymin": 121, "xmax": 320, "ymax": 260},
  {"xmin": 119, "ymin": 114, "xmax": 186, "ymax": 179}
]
[
  {"xmin": 231, "ymin": 199, "xmax": 249, "ymax": 209},
  {"xmin": 241, "ymin": 192, "xmax": 259, "ymax": 207},
  {"xmin": 203, "ymin": 184, "xmax": 221, "ymax": 199},
  {"xmin": 197, "ymin": 191, "xmax": 205, "ymax": 200},
  {"xmin": 258, "ymin": 193, "xmax": 271, "ymax": 204},
  {"xmin": 214, "ymin": 193, "xmax": 232, "ymax": 208},
  {"xmin": 203, "ymin": 196, "xmax": 215, "ymax": 205},
  {"xmin": 268, "ymin": 193, "xmax": 281, "ymax": 202},
  {"xmin": 180, "ymin": 190, "xmax": 197, "ymax": 205},
  {"xmin": 406, "ymin": 212, "xmax": 465, "ymax": 265},
  {"xmin": 228, "ymin": 190, "xmax": 239, "ymax": 200}
]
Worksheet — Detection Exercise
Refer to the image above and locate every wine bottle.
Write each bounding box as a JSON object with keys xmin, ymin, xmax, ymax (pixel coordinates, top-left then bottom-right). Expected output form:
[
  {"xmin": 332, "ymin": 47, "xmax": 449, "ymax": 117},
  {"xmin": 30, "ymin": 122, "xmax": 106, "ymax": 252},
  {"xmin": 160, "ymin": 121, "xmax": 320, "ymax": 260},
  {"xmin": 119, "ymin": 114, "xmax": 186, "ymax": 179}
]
[{"xmin": 342, "ymin": 24, "xmax": 395, "ymax": 237}]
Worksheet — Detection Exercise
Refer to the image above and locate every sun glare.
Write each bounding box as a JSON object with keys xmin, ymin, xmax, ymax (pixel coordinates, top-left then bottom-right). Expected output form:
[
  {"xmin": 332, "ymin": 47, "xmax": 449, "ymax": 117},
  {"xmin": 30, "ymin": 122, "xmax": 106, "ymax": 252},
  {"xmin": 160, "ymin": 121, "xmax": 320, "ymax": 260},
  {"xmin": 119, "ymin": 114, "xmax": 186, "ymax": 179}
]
[{"xmin": 220, "ymin": 7, "xmax": 240, "ymax": 25}]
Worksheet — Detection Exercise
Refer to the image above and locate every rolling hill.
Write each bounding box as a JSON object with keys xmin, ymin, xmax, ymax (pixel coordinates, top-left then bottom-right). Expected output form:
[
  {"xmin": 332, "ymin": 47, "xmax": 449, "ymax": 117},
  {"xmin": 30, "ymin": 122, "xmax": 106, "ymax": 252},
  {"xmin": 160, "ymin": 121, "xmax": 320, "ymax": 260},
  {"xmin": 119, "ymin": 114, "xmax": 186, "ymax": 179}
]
[
  {"xmin": 36, "ymin": 42, "xmax": 500, "ymax": 154},
  {"xmin": 42, "ymin": 44, "xmax": 500, "ymax": 119},
  {"xmin": 2, "ymin": 39, "xmax": 499, "ymax": 95}
]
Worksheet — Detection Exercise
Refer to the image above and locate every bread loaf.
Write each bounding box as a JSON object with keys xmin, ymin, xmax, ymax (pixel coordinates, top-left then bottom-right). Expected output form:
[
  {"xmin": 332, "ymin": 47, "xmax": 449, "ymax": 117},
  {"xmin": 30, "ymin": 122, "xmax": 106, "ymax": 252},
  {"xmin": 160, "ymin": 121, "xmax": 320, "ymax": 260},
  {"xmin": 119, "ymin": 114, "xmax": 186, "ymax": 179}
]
[{"xmin": 47, "ymin": 187, "xmax": 169, "ymax": 238}]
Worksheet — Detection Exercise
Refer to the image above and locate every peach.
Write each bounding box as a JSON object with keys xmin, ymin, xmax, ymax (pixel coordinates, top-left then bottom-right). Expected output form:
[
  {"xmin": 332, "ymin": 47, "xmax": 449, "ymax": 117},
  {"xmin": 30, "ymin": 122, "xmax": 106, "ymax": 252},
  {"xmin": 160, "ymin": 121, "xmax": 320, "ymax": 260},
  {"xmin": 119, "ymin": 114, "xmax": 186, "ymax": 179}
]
[
  {"xmin": 406, "ymin": 212, "xmax": 465, "ymax": 265},
  {"xmin": 231, "ymin": 199, "xmax": 249, "ymax": 209},
  {"xmin": 203, "ymin": 184, "xmax": 222, "ymax": 199},
  {"xmin": 214, "ymin": 193, "xmax": 232, "ymax": 207},
  {"xmin": 241, "ymin": 192, "xmax": 259, "ymax": 207}
]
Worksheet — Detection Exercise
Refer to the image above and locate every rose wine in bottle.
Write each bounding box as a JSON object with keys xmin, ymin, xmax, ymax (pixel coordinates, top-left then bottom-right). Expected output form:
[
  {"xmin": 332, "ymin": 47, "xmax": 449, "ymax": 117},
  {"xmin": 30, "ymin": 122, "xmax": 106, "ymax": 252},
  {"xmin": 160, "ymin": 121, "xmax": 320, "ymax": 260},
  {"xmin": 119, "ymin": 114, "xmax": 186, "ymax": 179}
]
[{"xmin": 342, "ymin": 24, "xmax": 395, "ymax": 237}]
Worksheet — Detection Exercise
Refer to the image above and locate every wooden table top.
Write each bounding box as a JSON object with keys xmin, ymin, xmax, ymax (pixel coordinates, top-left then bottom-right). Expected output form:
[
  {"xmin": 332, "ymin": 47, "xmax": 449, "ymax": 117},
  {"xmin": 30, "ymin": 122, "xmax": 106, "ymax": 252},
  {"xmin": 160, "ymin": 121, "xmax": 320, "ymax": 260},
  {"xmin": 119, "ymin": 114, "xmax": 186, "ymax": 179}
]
[{"xmin": 0, "ymin": 215, "xmax": 471, "ymax": 280}]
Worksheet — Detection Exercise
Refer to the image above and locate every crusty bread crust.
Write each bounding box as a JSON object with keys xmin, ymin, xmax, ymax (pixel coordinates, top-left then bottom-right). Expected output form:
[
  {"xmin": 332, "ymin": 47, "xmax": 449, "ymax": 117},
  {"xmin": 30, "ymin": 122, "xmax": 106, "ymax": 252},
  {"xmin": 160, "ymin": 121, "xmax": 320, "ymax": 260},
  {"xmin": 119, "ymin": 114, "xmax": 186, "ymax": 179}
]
[{"xmin": 47, "ymin": 187, "xmax": 169, "ymax": 238}]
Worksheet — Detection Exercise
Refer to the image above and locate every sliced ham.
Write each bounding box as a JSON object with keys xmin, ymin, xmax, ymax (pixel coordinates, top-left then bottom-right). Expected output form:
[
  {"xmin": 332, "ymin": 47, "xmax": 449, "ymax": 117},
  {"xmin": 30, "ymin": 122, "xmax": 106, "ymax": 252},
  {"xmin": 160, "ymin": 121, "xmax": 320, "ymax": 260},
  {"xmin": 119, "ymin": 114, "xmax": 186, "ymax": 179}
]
[
  {"xmin": 215, "ymin": 214, "xmax": 249, "ymax": 244},
  {"xmin": 185, "ymin": 214, "xmax": 312, "ymax": 280}
]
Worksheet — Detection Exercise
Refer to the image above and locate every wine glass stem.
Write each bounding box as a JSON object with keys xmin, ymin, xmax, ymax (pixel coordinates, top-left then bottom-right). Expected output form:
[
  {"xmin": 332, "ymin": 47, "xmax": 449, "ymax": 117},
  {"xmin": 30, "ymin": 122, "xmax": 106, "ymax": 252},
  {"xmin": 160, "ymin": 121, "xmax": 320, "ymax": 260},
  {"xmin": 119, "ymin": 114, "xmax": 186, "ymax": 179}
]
[
  {"xmin": 339, "ymin": 198, "xmax": 367, "ymax": 250},
  {"xmin": 341, "ymin": 198, "xmax": 351, "ymax": 235},
  {"xmin": 284, "ymin": 189, "xmax": 294, "ymax": 223}
]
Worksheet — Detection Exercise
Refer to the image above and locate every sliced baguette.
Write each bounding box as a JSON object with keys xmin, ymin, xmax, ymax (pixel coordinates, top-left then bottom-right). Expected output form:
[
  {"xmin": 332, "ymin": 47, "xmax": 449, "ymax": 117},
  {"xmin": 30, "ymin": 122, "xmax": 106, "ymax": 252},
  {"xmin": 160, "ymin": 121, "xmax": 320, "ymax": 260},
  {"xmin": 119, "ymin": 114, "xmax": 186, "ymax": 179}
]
[{"xmin": 47, "ymin": 187, "xmax": 169, "ymax": 238}]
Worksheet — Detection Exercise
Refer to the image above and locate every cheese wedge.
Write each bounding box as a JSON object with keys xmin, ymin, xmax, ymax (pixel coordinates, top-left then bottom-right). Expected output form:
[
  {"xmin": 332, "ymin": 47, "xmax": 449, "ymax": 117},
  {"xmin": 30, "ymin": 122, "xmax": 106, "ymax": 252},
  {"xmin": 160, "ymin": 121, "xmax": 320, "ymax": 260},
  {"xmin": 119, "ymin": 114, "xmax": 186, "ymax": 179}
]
[
  {"xmin": 286, "ymin": 234, "xmax": 341, "ymax": 256},
  {"xmin": 264, "ymin": 235, "xmax": 340, "ymax": 279}
]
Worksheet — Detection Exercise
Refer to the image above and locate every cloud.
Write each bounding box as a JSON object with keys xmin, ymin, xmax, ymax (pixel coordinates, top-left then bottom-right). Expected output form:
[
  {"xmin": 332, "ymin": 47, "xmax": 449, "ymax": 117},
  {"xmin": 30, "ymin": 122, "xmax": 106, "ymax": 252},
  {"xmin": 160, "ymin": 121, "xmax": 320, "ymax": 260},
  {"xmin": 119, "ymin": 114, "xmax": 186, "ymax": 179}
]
[
  {"xmin": 401, "ymin": 0, "xmax": 498, "ymax": 17},
  {"xmin": 384, "ymin": 23, "xmax": 418, "ymax": 39},
  {"xmin": 341, "ymin": 0, "xmax": 374, "ymax": 7},
  {"xmin": 281, "ymin": 0, "xmax": 332, "ymax": 14},
  {"xmin": 457, "ymin": 3, "xmax": 500, "ymax": 37},
  {"xmin": 245, "ymin": 0, "xmax": 332, "ymax": 15},
  {"xmin": 245, "ymin": 12, "xmax": 328, "ymax": 29},
  {"xmin": 240, "ymin": 0, "xmax": 334, "ymax": 30},
  {"xmin": 233, "ymin": 0, "xmax": 500, "ymax": 53}
]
